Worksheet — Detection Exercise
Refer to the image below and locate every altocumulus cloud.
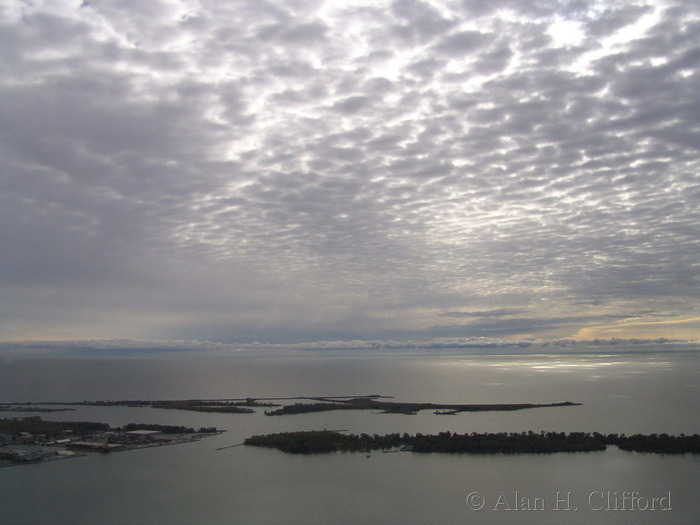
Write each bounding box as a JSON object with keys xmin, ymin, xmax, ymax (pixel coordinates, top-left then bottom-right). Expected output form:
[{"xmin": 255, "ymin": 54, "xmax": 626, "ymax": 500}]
[{"xmin": 1, "ymin": 0, "xmax": 699, "ymax": 344}]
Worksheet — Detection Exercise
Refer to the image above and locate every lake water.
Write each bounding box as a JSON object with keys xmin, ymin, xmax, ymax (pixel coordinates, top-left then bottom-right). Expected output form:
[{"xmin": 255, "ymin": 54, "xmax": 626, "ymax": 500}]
[{"xmin": 1, "ymin": 347, "xmax": 699, "ymax": 524}]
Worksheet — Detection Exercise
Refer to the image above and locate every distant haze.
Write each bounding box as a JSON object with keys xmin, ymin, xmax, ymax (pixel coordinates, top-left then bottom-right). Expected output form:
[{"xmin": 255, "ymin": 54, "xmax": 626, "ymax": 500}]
[{"xmin": 1, "ymin": 0, "xmax": 699, "ymax": 344}]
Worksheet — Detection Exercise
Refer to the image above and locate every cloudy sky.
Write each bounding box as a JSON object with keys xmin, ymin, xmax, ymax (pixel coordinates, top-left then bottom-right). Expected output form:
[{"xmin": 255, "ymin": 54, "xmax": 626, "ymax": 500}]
[{"xmin": 1, "ymin": 0, "xmax": 699, "ymax": 345}]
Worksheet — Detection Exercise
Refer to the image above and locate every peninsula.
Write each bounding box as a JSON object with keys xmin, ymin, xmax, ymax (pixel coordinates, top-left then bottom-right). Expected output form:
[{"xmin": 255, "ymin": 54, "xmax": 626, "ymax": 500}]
[{"xmin": 0, "ymin": 416, "xmax": 222, "ymax": 468}]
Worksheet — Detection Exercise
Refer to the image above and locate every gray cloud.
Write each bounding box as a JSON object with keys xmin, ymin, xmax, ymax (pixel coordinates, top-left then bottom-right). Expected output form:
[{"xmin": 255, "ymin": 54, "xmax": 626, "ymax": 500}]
[
  {"xmin": 439, "ymin": 309, "xmax": 526, "ymax": 318},
  {"xmin": 1, "ymin": 0, "xmax": 699, "ymax": 343}
]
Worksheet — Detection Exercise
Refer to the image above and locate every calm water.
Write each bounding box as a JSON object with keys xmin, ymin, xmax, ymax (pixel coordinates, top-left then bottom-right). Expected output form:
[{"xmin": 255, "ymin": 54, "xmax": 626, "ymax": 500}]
[{"xmin": 1, "ymin": 348, "xmax": 699, "ymax": 524}]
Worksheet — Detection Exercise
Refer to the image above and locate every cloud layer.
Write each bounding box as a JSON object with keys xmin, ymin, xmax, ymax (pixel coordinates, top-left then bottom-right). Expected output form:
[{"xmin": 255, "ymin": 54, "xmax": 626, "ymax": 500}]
[{"xmin": 1, "ymin": 0, "xmax": 699, "ymax": 343}]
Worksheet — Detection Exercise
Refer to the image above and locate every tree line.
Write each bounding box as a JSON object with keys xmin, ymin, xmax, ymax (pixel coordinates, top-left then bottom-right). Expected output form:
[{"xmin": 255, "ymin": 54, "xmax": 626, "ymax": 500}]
[{"xmin": 244, "ymin": 430, "xmax": 700, "ymax": 455}]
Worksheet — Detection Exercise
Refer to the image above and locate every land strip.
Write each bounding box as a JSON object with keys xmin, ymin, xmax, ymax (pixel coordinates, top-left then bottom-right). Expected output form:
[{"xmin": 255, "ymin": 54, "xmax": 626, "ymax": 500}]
[
  {"xmin": 12, "ymin": 394, "xmax": 580, "ymax": 416},
  {"xmin": 244, "ymin": 430, "xmax": 700, "ymax": 455},
  {"xmin": 263, "ymin": 397, "xmax": 580, "ymax": 416},
  {"xmin": 15, "ymin": 396, "xmax": 580, "ymax": 417}
]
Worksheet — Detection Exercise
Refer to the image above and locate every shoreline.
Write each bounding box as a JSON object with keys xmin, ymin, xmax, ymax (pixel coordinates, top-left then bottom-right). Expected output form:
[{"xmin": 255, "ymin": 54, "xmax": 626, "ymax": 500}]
[{"xmin": 244, "ymin": 430, "xmax": 700, "ymax": 455}]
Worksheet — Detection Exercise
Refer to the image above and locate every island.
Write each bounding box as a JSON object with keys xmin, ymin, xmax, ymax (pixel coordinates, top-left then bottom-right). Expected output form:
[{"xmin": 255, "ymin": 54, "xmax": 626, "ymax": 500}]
[
  {"xmin": 0, "ymin": 416, "xmax": 222, "ymax": 467},
  {"xmin": 262, "ymin": 396, "xmax": 580, "ymax": 416},
  {"xmin": 10, "ymin": 396, "xmax": 580, "ymax": 417},
  {"xmin": 244, "ymin": 430, "xmax": 700, "ymax": 455}
]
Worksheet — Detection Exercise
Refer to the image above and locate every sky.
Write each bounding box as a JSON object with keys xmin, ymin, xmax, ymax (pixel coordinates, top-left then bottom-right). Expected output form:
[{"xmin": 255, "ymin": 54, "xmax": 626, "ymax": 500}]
[{"xmin": 1, "ymin": 0, "xmax": 699, "ymax": 345}]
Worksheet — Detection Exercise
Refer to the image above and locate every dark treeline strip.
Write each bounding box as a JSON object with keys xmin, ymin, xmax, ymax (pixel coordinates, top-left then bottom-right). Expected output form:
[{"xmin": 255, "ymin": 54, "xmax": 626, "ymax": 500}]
[
  {"xmin": 0, "ymin": 416, "xmax": 110, "ymax": 438},
  {"xmin": 1, "ymin": 417, "xmax": 219, "ymax": 439},
  {"xmin": 0, "ymin": 406, "xmax": 76, "ymax": 413},
  {"xmin": 121, "ymin": 423, "xmax": 197, "ymax": 434},
  {"xmin": 22, "ymin": 399, "xmax": 278, "ymax": 412},
  {"xmin": 21, "ymin": 397, "xmax": 575, "ymax": 417},
  {"xmin": 264, "ymin": 399, "xmax": 579, "ymax": 416},
  {"xmin": 26, "ymin": 400, "xmax": 260, "ymax": 413},
  {"xmin": 148, "ymin": 402, "xmax": 255, "ymax": 414},
  {"xmin": 264, "ymin": 402, "xmax": 356, "ymax": 415},
  {"xmin": 244, "ymin": 430, "xmax": 700, "ymax": 455}
]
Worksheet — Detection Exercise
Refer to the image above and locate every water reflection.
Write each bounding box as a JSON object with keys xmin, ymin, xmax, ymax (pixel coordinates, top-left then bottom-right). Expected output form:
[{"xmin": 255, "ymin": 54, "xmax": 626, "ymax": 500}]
[{"xmin": 1, "ymin": 350, "xmax": 699, "ymax": 524}]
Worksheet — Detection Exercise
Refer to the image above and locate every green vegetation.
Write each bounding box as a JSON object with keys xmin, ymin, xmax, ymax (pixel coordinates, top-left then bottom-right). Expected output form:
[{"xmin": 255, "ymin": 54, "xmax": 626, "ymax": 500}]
[
  {"xmin": 0, "ymin": 417, "xmax": 220, "ymax": 440},
  {"xmin": 0, "ymin": 405, "xmax": 76, "ymax": 413},
  {"xmin": 21, "ymin": 396, "xmax": 577, "ymax": 417},
  {"xmin": 23, "ymin": 398, "xmax": 280, "ymax": 413},
  {"xmin": 148, "ymin": 401, "xmax": 255, "ymax": 414},
  {"xmin": 608, "ymin": 433, "xmax": 700, "ymax": 454},
  {"xmin": 19, "ymin": 396, "xmax": 577, "ymax": 417},
  {"xmin": 122, "ymin": 423, "xmax": 197, "ymax": 434},
  {"xmin": 244, "ymin": 430, "xmax": 700, "ymax": 455},
  {"xmin": 264, "ymin": 402, "xmax": 357, "ymax": 415},
  {"xmin": 263, "ymin": 397, "xmax": 579, "ymax": 416},
  {"xmin": 0, "ymin": 416, "xmax": 109, "ymax": 439}
]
